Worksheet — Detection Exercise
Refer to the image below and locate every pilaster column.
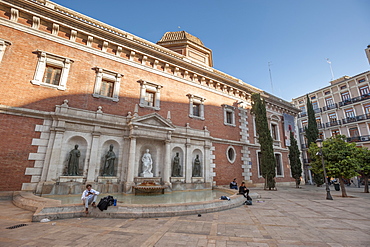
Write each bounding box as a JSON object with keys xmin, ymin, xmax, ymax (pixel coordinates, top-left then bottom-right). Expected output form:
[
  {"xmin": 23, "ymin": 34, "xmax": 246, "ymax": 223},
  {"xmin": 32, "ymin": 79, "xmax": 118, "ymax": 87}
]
[
  {"xmin": 204, "ymin": 143, "xmax": 211, "ymax": 184},
  {"xmin": 185, "ymin": 141, "xmax": 192, "ymax": 183},
  {"xmin": 125, "ymin": 136, "xmax": 136, "ymax": 192},
  {"xmin": 86, "ymin": 130, "xmax": 101, "ymax": 182},
  {"xmin": 163, "ymin": 140, "xmax": 171, "ymax": 186},
  {"xmin": 46, "ymin": 129, "xmax": 65, "ymax": 181}
]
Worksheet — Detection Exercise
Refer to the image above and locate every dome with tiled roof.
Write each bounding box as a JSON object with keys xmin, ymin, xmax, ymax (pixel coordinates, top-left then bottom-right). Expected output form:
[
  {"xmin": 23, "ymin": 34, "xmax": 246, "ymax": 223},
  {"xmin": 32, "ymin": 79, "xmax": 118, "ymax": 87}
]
[
  {"xmin": 158, "ymin": 31, "xmax": 204, "ymax": 47},
  {"xmin": 157, "ymin": 31, "xmax": 213, "ymax": 67}
]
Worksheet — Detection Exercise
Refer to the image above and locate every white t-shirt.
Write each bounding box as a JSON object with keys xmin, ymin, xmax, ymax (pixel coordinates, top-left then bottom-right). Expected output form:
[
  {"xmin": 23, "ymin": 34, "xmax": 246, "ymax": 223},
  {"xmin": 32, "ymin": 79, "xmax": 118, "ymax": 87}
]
[{"xmin": 81, "ymin": 188, "xmax": 100, "ymax": 200}]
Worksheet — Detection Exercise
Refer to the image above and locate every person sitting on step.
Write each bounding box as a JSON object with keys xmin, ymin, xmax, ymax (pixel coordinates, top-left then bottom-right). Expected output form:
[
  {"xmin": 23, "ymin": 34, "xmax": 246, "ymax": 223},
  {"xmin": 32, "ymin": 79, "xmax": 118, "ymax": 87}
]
[{"xmin": 81, "ymin": 184, "xmax": 100, "ymax": 214}]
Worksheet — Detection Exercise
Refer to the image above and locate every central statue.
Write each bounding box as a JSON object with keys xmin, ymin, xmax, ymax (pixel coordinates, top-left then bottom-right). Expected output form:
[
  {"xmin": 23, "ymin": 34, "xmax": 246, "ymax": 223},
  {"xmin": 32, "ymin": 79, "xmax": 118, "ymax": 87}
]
[{"xmin": 140, "ymin": 149, "xmax": 153, "ymax": 177}]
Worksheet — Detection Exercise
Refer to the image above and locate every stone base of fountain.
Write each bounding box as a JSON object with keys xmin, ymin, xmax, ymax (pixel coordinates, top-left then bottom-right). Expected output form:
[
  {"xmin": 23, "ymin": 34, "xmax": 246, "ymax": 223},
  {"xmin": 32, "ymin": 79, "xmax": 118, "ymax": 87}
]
[{"xmin": 133, "ymin": 177, "xmax": 167, "ymax": 195}]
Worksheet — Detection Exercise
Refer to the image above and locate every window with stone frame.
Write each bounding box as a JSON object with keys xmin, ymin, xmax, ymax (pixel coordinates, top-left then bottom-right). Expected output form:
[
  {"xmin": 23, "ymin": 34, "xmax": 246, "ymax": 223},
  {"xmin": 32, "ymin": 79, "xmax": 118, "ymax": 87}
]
[
  {"xmin": 344, "ymin": 108, "xmax": 355, "ymax": 118},
  {"xmin": 222, "ymin": 104, "xmax": 236, "ymax": 126},
  {"xmin": 359, "ymin": 85, "xmax": 370, "ymax": 96},
  {"xmin": 31, "ymin": 50, "xmax": 73, "ymax": 90},
  {"xmin": 364, "ymin": 104, "xmax": 370, "ymax": 115},
  {"xmin": 331, "ymin": 129, "xmax": 340, "ymax": 136},
  {"xmin": 271, "ymin": 123, "xmax": 279, "ymax": 140},
  {"xmin": 325, "ymin": 97, "xmax": 334, "ymax": 106},
  {"xmin": 349, "ymin": 127, "xmax": 359, "ymax": 137},
  {"xmin": 187, "ymin": 94, "xmax": 205, "ymax": 120},
  {"xmin": 92, "ymin": 67, "xmax": 122, "ymax": 101},
  {"xmin": 138, "ymin": 80, "xmax": 163, "ymax": 110},
  {"xmin": 0, "ymin": 38, "xmax": 11, "ymax": 64},
  {"xmin": 341, "ymin": 91, "xmax": 350, "ymax": 101},
  {"xmin": 226, "ymin": 146, "xmax": 236, "ymax": 163},
  {"xmin": 275, "ymin": 153, "xmax": 283, "ymax": 176}
]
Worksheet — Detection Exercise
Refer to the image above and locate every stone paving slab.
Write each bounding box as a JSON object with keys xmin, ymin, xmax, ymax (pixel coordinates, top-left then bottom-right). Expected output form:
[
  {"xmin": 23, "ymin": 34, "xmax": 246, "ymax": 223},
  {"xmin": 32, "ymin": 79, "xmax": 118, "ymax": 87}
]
[{"xmin": 0, "ymin": 185, "xmax": 369, "ymax": 246}]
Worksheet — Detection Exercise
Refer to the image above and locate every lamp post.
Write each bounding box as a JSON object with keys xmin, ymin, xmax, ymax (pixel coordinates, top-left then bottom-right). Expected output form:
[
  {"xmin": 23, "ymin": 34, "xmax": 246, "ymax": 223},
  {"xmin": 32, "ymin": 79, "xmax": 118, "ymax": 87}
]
[{"xmin": 316, "ymin": 139, "xmax": 333, "ymax": 200}]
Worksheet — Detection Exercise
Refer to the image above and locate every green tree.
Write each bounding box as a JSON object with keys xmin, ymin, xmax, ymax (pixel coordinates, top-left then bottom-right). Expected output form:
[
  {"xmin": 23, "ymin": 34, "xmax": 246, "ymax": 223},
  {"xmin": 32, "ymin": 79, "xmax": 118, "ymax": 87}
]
[
  {"xmin": 304, "ymin": 95, "xmax": 319, "ymax": 147},
  {"xmin": 356, "ymin": 147, "xmax": 370, "ymax": 193},
  {"xmin": 289, "ymin": 131, "xmax": 302, "ymax": 188},
  {"xmin": 308, "ymin": 135, "xmax": 359, "ymax": 197},
  {"xmin": 304, "ymin": 95, "xmax": 319, "ymax": 185},
  {"xmin": 251, "ymin": 93, "xmax": 276, "ymax": 190}
]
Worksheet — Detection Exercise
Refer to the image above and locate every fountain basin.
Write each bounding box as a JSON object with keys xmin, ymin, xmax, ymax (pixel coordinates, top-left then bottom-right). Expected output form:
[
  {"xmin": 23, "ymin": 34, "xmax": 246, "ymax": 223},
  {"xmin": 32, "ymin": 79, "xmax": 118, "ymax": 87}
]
[
  {"xmin": 132, "ymin": 180, "xmax": 167, "ymax": 195},
  {"xmin": 11, "ymin": 188, "xmax": 250, "ymax": 222}
]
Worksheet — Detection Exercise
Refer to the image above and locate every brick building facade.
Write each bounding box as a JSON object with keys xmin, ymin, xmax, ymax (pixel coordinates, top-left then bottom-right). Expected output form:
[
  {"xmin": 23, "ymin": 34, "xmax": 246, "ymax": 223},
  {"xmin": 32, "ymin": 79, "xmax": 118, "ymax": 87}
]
[{"xmin": 0, "ymin": 0, "xmax": 299, "ymax": 194}]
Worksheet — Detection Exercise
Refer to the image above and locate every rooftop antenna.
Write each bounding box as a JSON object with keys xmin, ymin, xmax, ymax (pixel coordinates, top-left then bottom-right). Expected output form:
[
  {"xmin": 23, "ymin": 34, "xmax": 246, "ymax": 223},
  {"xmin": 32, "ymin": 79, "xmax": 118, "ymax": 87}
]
[
  {"xmin": 268, "ymin": 61, "xmax": 274, "ymax": 94},
  {"xmin": 326, "ymin": 58, "xmax": 334, "ymax": 81}
]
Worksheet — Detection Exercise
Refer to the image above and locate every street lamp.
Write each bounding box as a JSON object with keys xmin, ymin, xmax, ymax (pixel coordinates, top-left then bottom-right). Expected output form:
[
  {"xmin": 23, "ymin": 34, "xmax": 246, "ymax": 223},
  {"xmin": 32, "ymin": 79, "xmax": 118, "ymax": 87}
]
[{"xmin": 316, "ymin": 138, "xmax": 333, "ymax": 200}]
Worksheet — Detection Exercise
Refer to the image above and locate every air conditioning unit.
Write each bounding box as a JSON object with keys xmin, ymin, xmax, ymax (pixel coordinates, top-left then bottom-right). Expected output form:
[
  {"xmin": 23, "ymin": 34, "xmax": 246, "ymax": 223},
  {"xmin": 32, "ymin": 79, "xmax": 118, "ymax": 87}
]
[{"xmin": 361, "ymin": 136, "xmax": 369, "ymax": 141}]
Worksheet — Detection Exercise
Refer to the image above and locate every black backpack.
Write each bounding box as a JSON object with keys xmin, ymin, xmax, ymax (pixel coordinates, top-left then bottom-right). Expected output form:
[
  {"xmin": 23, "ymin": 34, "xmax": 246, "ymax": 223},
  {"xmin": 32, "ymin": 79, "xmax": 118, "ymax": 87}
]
[{"xmin": 97, "ymin": 195, "xmax": 114, "ymax": 211}]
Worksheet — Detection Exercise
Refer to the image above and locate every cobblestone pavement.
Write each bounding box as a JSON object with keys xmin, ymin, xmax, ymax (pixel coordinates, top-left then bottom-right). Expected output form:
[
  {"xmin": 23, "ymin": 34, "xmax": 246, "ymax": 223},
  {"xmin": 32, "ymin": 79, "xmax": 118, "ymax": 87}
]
[{"xmin": 0, "ymin": 185, "xmax": 369, "ymax": 247}]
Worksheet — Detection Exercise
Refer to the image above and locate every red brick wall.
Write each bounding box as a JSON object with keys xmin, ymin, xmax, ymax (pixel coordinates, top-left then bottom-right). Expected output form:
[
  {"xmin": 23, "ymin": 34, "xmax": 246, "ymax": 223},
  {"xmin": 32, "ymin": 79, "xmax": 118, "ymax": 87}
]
[
  {"xmin": 0, "ymin": 114, "xmax": 41, "ymax": 191},
  {"xmin": 0, "ymin": 25, "xmax": 243, "ymax": 141},
  {"xmin": 213, "ymin": 143, "xmax": 244, "ymax": 186}
]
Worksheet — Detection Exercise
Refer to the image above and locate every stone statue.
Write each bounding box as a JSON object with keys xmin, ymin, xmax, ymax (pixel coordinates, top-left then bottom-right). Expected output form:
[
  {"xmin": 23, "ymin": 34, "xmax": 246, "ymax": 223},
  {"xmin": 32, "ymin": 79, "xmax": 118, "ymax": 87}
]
[
  {"xmin": 172, "ymin": 152, "xmax": 181, "ymax": 177},
  {"xmin": 192, "ymin": 154, "xmax": 201, "ymax": 177},
  {"xmin": 67, "ymin": 144, "xmax": 80, "ymax": 176},
  {"xmin": 141, "ymin": 149, "xmax": 153, "ymax": 177},
  {"xmin": 102, "ymin": 144, "xmax": 116, "ymax": 176}
]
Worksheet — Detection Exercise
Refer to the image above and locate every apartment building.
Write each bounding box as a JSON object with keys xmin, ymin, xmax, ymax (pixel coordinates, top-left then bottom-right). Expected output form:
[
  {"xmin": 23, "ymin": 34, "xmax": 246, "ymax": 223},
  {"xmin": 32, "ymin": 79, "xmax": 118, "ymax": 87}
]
[{"xmin": 292, "ymin": 48, "xmax": 370, "ymax": 182}]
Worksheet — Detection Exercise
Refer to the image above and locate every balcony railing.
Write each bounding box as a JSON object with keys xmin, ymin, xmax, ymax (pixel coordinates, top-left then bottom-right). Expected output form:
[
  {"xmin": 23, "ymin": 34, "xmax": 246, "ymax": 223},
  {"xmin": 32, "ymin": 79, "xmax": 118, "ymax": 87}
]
[
  {"xmin": 347, "ymin": 135, "xmax": 370, "ymax": 143},
  {"xmin": 342, "ymin": 113, "xmax": 370, "ymax": 124},
  {"xmin": 338, "ymin": 93, "xmax": 370, "ymax": 107},
  {"xmin": 325, "ymin": 120, "xmax": 341, "ymax": 127},
  {"xmin": 322, "ymin": 103, "xmax": 338, "ymax": 112}
]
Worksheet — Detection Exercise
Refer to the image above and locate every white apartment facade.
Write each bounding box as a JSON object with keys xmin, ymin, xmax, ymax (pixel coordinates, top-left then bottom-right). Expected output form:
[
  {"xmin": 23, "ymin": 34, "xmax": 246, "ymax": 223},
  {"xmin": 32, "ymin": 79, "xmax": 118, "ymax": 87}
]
[{"xmin": 292, "ymin": 45, "xmax": 370, "ymax": 182}]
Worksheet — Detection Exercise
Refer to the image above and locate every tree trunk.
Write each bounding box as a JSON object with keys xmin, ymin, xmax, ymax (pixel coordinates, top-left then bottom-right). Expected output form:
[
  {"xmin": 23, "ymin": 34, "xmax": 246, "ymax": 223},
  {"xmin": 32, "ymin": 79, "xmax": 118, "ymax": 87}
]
[
  {"xmin": 338, "ymin": 177, "xmax": 348, "ymax": 197},
  {"xmin": 364, "ymin": 176, "xmax": 369, "ymax": 193},
  {"xmin": 295, "ymin": 178, "xmax": 300, "ymax": 188}
]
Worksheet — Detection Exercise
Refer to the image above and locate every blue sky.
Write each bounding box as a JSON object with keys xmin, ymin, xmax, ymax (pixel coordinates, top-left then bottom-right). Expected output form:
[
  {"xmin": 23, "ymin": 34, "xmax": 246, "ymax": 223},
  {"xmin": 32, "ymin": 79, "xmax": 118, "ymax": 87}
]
[{"xmin": 52, "ymin": 0, "xmax": 370, "ymax": 101}]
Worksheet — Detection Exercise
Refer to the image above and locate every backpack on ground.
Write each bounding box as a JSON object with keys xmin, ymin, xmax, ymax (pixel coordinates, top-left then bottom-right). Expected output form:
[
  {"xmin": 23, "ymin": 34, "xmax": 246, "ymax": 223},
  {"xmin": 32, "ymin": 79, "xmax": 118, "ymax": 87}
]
[{"xmin": 97, "ymin": 195, "xmax": 115, "ymax": 211}]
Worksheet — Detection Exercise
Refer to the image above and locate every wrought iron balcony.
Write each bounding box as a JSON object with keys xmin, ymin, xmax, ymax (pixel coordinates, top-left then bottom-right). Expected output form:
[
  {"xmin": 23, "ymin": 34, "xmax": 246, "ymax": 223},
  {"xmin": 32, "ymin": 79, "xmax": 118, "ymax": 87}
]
[
  {"xmin": 342, "ymin": 113, "xmax": 370, "ymax": 125},
  {"xmin": 322, "ymin": 103, "xmax": 338, "ymax": 112},
  {"xmin": 338, "ymin": 93, "xmax": 370, "ymax": 107},
  {"xmin": 347, "ymin": 135, "xmax": 370, "ymax": 143},
  {"xmin": 325, "ymin": 120, "xmax": 341, "ymax": 127}
]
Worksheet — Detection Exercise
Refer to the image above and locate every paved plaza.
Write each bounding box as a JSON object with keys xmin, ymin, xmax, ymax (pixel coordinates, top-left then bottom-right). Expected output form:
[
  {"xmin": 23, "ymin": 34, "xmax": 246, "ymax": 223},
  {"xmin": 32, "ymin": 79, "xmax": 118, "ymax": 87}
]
[{"xmin": 0, "ymin": 185, "xmax": 369, "ymax": 247}]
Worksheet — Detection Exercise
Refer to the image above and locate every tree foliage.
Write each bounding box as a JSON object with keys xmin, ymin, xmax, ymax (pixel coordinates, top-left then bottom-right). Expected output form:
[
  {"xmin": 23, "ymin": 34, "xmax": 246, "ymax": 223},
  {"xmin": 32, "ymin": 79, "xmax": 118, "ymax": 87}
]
[
  {"xmin": 308, "ymin": 135, "xmax": 359, "ymax": 197},
  {"xmin": 288, "ymin": 131, "xmax": 302, "ymax": 188},
  {"xmin": 304, "ymin": 95, "xmax": 319, "ymax": 148},
  {"xmin": 356, "ymin": 147, "xmax": 370, "ymax": 193},
  {"xmin": 251, "ymin": 93, "xmax": 276, "ymax": 190}
]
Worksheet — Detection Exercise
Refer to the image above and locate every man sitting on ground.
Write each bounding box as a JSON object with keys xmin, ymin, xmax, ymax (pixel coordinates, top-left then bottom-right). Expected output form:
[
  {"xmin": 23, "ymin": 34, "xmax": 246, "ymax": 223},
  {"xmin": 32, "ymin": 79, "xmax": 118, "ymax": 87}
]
[
  {"xmin": 81, "ymin": 184, "xmax": 100, "ymax": 214},
  {"xmin": 239, "ymin": 182, "xmax": 250, "ymax": 196},
  {"xmin": 230, "ymin": 178, "xmax": 238, "ymax": 190}
]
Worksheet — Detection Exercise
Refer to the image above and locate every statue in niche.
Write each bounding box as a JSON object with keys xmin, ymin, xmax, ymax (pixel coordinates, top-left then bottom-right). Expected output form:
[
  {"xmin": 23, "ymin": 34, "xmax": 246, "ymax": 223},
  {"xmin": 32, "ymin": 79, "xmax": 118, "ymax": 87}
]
[
  {"xmin": 140, "ymin": 149, "xmax": 153, "ymax": 177},
  {"xmin": 172, "ymin": 152, "xmax": 181, "ymax": 177},
  {"xmin": 102, "ymin": 144, "xmax": 116, "ymax": 176},
  {"xmin": 192, "ymin": 154, "xmax": 201, "ymax": 177},
  {"xmin": 67, "ymin": 144, "xmax": 80, "ymax": 176}
]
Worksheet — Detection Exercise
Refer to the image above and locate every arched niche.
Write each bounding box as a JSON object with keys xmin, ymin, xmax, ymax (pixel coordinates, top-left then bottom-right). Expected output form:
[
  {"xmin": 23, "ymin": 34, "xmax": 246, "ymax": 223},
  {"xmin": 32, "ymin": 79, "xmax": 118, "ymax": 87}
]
[
  {"xmin": 171, "ymin": 147, "xmax": 184, "ymax": 177},
  {"xmin": 138, "ymin": 145, "xmax": 158, "ymax": 177},
  {"xmin": 63, "ymin": 135, "xmax": 88, "ymax": 177},
  {"xmin": 99, "ymin": 140, "xmax": 120, "ymax": 177},
  {"xmin": 192, "ymin": 149, "xmax": 203, "ymax": 177}
]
